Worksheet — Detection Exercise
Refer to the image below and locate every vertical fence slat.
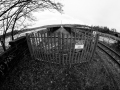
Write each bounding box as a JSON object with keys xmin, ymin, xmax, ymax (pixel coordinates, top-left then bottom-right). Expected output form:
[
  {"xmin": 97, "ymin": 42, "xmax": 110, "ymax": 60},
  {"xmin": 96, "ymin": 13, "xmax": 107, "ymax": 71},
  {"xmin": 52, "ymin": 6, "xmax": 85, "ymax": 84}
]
[
  {"xmin": 57, "ymin": 32, "xmax": 60, "ymax": 64},
  {"xmin": 84, "ymin": 33, "xmax": 92, "ymax": 62},
  {"xmin": 69, "ymin": 35, "xmax": 72, "ymax": 65},
  {"xmin": 32, "ymin": 33, "xmax": 37, "ymax": 59},
  {"xmin": 65, "ymin": 34, "xmax": 68, "ymax": 65},
  {"xmin": 51, "ymin": 34, "xmax": 54, "ymax": 63},
  {"xmin": 47, "ymin": 32, "xmax": 51, "ymax": 63},
  {"xmin": 41, "ymin": 32, "xmax": 45, "ymax": 61},
  {"xmin": 60, "ymin": 33, "xmax": 62, "ymax": 64},
  {"xmin": 83, "ymin": 33, "xmax": 90, "ymax": 62},
  {"xmin": 88, "ymin": 34, "xmax": 95, "ymax": 61},
  {"xmin": 83, "ymin": 35, "xmax": 90, "ymax": 61},
  {"xmin": 66, "ymin": 34, "xmax": 69, "ymax": 65},
  {"xmin": 38, "ymin": 32, "xmax": 43, "ymax": 61},
  {"xmin": 90, "ymin": 34, "xmax": 99, "ymax": 61},
  {"xmin": 53, "ymin": 33, "xmax": 57, "ymax": 64},
  {"xmin": 80, "ymin": 33, "xmax": 86, "ymax": 62},
  {"xmin": 74, "ymin": 29, "xmax": 77, "ymax": 64},
  {"xmin": 37, "ymin": 32, "xmax": 42, "ymax": 60},
  {"xmin": 34, "ymin": 33, "xmax": 37, "ymax": 59},
  {"xmin": 43, "ymin": 32, "xmax": 47, "ymax": 62},
  {"xmin": 74, "ymin": 31, "xmax": 80, "ymax": 64},
  {"xmin": 86, "ymin": 36, "xmax": 92, "ymax": 61},
  {"xmin": 26, "ymin": 33, "xmax": 34, "ymax": 59},
  {"xmin": 34, "ymin": 33, "xmax": 38, "ymax": 59},
  {"xmin": 62, "ymin": 33, "xmax": 64, "ymax": 65},
  {"xmin": 77, "ymin": 33, "xmax": 82, "ymax": 63},
  {"xmin": 55, "ymin": 33, "xmax": 58, "ymax": 64},
  {"xmin": 45, "ymin": 32, "xmax": 48, "ymax": 62}
]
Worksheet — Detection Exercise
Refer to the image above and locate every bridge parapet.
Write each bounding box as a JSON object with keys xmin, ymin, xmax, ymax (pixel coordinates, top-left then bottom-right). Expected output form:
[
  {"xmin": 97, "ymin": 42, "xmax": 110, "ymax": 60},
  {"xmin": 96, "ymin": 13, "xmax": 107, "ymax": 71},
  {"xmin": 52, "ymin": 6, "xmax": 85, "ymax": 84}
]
[
  {"xmin": 97, "ymin": 32, "xmax": 120, "ymax": 53},
  {"xmin": 0, "ymin": 36, "xmax": 29, "ymax": 84}
]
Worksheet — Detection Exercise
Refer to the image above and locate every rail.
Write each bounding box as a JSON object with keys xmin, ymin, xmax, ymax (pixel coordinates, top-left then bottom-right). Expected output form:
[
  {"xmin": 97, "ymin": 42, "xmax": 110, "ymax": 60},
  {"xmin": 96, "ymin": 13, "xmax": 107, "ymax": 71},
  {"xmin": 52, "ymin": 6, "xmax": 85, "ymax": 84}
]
[
  {"xmin": 98, "ymin": 42, "xmax": 120, "ymax": 67},
  {"xmin": 96, "ymin": 32, "xmax": 120, "ymax": 66}
]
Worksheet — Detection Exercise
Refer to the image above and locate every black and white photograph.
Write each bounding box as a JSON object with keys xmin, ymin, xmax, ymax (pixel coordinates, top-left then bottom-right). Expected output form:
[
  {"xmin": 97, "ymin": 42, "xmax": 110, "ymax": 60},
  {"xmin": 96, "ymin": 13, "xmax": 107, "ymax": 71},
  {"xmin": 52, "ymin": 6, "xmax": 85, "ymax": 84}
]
[{"xmin": 0, "ymin": 0, "xmax": 120, "ymax": 90}]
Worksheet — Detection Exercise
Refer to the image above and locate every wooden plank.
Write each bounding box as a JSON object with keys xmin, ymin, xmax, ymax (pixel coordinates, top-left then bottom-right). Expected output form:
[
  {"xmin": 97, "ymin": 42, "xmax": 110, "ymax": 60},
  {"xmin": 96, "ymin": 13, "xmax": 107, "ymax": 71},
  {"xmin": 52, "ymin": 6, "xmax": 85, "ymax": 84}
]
[
  {"xmin": 86, "ymin": 36, "xmax": 93, "ymax": 61},
  {"xmin": 84, "ymin": 34, "xmax": 91, "ymax": 62},
  {"xmin": 77, "ymin": 33, "xmax": 82, "ymax": 63},
  {"xmin": 74, "ymin": 29, "xmax": 77, "ymax": 64},
  {"xmin": 50, "ymin": 32, "xmax": 54, "ymax": 63},
  {"xmin": 47, "ymin": 33, "xmax": 50, "ymax": 62},
  {"xmin": 58, "ymin": 32, "xmax": 61, "ymax": 64},
  {"xmin": 56, "ymin": 34, "xmax": 59, "ymax": 64},
  {"xmin": 80, "ymin": 33, "xmax": 87, "ymax": 62},
  {"xmin": 37, "ymin": 32, "xmax": 42, "ymax": 60},
  {"xmin": 32, "ymin": 33, "xmax": 37, "ymax": 59},
  {"xmin": 26, "ymin": 33, "xmax": 34, "ymax": 59},
  {"xmin": 59, "ymin": 33, "xmax": 62, "ymax": 64},
  {"xmin": 83, "ymin": 33, "xmax": 90, "ymax": 62},
  {"xmin": 90, "ymin": 34, "xmax": 99, "ymax": 61},
  {"xmin": 88, "ymin": 35, "xmax": 95, "ymax": 61},
  {"xmin": 65, "ymin": 34, "xmax": 69, "ymax": 65},
  {"xmin": 31, "ymin": 33, "xmax": 37, "ymax": 59},
  {"xmin": 71, "ymin": 33, "xmax": 75, "ymax": 64},
  {"xmin": 40, "ymin": 32, "xmax": 45, "ymax": 61},
  {"xmin": 74, "ymin": 30, "xmax": 80, "ymax": 64},
  {"xmin": 64, "ymin": 36, "xmax": 68, "ymax": 65},
  {"xmin": 69, "ymin": 34, "xmax": 72, "ymax": 65},
  {"xmin": 85, "ymin": 36, "xmax": 91, "ymax": 61},
  {"xmin": 62, "ymin": 33, "xmax": 64, "ymax": 65},
  {"xmin": 53, "ymin": 33, "xmax": 57, "ymax": 64},
  {"xmin": 43, "ymin": 32, "xmax": 47, "ymax": 62},
  {"xmin": 45, "ymin": 32, "xmax": 49, "ymax": 62},
  {"xmin": 34, "ymin": 33, "xmax": 39, "ymax": 59}
]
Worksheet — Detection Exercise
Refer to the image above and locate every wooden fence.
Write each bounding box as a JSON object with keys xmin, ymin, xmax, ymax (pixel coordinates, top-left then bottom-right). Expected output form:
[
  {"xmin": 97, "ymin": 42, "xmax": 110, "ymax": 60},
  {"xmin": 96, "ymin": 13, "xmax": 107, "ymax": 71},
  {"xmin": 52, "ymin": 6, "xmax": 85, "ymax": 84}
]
[{"xmin": 26, "ymin": 27, "xmax": 99, "ymax": 65}]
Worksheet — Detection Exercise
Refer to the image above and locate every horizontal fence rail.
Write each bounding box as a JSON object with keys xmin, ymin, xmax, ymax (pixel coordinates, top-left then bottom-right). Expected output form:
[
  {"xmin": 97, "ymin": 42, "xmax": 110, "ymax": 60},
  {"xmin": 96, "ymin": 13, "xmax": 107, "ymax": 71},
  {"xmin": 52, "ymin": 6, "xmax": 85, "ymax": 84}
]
[{"xmin": 26, "ymin": 27, "xmax": 99, "ymax": 66}]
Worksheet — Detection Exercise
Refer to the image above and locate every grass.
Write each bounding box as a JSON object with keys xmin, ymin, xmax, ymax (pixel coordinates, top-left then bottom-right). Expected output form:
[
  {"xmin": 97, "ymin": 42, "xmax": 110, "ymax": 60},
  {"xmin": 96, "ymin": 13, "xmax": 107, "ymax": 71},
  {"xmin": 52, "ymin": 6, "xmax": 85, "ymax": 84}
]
[{"xmin": 0, "ymin": 53, "xmax": 119, "ymax": 90}]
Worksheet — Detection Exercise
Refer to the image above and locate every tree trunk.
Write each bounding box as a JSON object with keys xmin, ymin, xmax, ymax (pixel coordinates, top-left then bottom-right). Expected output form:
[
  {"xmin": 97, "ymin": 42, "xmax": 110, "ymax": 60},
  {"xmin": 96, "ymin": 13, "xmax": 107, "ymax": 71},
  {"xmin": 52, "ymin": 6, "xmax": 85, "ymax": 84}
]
[{"xmin": 0, "ymin": 39, "xmax": 6, "ymax": 51}]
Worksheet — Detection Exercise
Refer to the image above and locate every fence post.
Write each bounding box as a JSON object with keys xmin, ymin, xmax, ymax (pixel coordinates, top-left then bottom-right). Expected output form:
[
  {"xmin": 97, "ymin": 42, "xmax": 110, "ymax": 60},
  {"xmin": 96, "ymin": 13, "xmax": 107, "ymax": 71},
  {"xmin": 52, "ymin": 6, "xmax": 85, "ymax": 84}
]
[
  {"xmin": 26, "ymin": 33, "xmax": 34, "ymax": 59},
  {"xmin": 90, "ymin": 33, "xmax": 99, "ymax": 61}
]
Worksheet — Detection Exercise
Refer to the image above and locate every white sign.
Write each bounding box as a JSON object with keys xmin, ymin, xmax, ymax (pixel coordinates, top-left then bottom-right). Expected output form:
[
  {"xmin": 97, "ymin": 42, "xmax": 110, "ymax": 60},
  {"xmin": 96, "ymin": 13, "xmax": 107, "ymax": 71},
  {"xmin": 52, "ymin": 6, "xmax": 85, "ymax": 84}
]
[
  {"xmin": 75, "ymin": 45, "xmax": 84, "ymax": 49},
  {"xmin": 75, "ymin": 40, "xmax": 84, "ymax": 49}
]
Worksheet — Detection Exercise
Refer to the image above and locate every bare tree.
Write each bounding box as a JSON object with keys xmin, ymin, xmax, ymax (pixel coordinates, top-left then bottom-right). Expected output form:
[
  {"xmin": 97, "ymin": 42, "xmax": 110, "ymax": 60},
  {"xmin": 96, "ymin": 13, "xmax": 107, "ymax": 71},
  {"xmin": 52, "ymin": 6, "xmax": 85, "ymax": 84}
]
[{"xmin": 0, "ymin": 0, "xmax": 63, "ymax": 51}]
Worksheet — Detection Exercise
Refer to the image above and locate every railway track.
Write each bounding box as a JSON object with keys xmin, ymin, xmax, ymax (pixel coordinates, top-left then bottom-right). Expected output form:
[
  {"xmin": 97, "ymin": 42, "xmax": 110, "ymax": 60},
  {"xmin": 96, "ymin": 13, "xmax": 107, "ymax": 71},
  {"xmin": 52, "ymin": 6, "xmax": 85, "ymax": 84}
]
[
  {"xmin": 97, "ymin": 42, "xmax": 120, "ymax": 89},
  {"xmin": 98, "ymin": 42, "xmax": 120, "ymax": 67}
]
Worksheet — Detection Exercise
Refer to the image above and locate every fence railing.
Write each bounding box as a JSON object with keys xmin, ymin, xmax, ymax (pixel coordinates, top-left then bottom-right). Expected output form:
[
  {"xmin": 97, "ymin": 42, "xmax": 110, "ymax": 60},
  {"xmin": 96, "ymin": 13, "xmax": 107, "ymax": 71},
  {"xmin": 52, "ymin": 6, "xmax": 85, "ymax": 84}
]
[
  {"xmin": 26, "ymin": 27, "xmax": 99, "ymax": 66},
  {"xmin": 0, "ymin": 36, "xmax": 29, "ymax": 84}
]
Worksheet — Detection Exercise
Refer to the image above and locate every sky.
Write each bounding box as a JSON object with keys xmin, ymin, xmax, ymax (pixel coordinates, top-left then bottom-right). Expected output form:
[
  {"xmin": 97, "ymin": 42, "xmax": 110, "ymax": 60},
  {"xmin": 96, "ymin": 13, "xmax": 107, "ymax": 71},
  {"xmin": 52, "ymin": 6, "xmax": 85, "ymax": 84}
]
[{"xmin": 31, "ymin": 0, "xmax": 120, "ymax": 32}]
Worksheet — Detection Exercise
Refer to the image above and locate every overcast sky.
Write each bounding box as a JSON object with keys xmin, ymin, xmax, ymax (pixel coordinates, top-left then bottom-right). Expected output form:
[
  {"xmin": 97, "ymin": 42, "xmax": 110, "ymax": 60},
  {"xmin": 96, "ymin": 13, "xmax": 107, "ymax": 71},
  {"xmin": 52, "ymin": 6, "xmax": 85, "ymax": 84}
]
[{"xmin": 32, "ymin": 0, "xmax": 120, "ymax": 32}]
